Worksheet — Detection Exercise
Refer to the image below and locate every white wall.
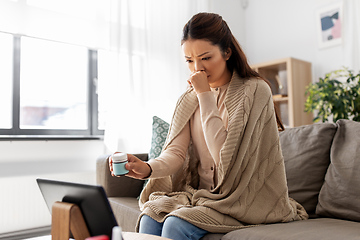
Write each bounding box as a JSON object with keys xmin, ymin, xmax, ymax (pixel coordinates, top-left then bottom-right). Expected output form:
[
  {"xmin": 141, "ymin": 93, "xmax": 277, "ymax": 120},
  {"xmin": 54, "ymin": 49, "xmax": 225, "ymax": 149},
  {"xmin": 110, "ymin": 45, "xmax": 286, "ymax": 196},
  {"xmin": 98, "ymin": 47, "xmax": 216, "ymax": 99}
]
[
  {"xmin": 0, "ymin": 140, "xmax": 105, "ymax": 234},
  {"xmin": 209, "ymin": 0, "xmax": 246, "ymax": 45},
  {"xmin": 243, "ymin": 0, "xmax": 346, "ymax": 82},
  {"xmin": 0, "ymin": 140, "xmax": 104, "ymax": 175}
]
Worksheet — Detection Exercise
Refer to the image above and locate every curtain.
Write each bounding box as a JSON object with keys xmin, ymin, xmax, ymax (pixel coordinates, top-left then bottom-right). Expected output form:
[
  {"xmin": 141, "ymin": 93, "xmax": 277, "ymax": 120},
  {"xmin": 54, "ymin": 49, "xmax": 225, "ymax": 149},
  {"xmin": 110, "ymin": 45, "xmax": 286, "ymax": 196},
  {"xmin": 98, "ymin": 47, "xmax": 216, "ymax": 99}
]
[
  {"xmin": 0, "ymin": 0, "xmax": 211, "ymax": 153},
  {"xmin": 103, "ymin": 0, "xmax": 210, "ymax": 154},
  {"xmin": 0, "ymin": 0, "xmax": 113, "ymax": 49},
  {"xmin": 343, "ymin": 0, "xmax": 360, "ymax": 73}
]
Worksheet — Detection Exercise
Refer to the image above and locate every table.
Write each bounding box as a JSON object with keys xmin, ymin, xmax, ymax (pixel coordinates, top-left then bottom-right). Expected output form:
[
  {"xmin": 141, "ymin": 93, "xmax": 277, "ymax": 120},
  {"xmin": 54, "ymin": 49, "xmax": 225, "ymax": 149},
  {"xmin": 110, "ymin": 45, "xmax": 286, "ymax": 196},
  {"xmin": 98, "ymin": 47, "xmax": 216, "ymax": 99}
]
[
  {"xmin": 26, "ymin": 232, "xmax": 170, "ymax": 240},
  {"xmin": 123, "ymin": 232, "xmax": 171, "ymax": 240}
]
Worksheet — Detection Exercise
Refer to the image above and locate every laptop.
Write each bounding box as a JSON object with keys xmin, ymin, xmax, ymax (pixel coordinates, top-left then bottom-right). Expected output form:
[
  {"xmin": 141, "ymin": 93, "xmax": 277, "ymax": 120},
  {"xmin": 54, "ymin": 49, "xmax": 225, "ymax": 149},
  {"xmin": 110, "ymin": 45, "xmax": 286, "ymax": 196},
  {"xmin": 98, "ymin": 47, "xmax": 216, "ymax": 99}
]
[{"xmin": 36, "ymin": 178, "xmax": 118, "ymax": 238}]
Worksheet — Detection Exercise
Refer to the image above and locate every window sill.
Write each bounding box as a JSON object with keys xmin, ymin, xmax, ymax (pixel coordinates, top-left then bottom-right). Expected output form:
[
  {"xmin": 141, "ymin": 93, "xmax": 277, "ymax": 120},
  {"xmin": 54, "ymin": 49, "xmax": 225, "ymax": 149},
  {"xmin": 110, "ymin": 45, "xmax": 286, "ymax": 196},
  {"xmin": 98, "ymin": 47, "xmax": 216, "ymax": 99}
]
[{"xmin": 0, "ymin": 135, "xmax": 104, "ymax": 141}]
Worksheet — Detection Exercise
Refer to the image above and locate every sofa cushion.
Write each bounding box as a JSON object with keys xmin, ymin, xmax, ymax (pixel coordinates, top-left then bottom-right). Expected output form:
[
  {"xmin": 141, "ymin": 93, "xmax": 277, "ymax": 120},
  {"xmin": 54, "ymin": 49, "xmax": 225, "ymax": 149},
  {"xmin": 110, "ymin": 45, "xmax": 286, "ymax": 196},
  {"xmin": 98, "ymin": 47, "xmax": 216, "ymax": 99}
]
[
  {"xmin": 149, "ymin": 116, "xmax": 170, "ymax": 160},
  {"xmin": 316, "ymin": 119, "xmax": 360, "ymax": 222},
  {"xmin": 279, "ymin": 122, "xmax": 337, "ymax": 215},
  {"xmin": 201, "ymin": 233, "xmax": 224, "ymax": 240},
  {"xmin": 108, "ymin": 197, "xmax": 141, "ymax": 232},
  {"xmin": 140, "ymin": 116, "xmax": 169, "ymax": 191},
  {"xmin": 222, "ymin": 218, "xmax": 360, "ymax": 240}
]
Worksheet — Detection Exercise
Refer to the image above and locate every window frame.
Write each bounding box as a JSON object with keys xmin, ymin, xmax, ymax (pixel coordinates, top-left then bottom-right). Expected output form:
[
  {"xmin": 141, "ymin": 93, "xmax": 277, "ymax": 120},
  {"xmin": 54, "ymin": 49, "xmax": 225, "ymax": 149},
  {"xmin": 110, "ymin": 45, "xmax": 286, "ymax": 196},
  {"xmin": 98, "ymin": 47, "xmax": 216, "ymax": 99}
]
[{"xmin": 0, "ymin": 34, "xmax": 104, "ymax": 139}]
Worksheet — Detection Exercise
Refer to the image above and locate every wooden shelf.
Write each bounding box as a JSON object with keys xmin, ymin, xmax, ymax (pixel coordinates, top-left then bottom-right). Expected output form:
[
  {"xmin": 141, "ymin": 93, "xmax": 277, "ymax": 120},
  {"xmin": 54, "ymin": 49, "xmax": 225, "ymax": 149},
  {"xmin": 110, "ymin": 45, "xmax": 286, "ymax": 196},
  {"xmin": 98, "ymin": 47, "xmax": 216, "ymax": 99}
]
[
  {"xmin": 252, "ymin": 57, "xmax": 313, "ymax": 128},
  {"xmin": 273, "ymin": 96, "xmax": 289, "ymax": 103}
]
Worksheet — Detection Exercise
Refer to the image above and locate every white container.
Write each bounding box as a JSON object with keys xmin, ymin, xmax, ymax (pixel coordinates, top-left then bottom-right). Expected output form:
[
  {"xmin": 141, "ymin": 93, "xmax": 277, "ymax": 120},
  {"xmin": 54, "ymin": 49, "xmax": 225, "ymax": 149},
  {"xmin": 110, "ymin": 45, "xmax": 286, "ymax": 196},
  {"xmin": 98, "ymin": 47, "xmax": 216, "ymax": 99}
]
[{"xmin": 112, "ymin": 153, "xmax": 129, "ymax": 176}]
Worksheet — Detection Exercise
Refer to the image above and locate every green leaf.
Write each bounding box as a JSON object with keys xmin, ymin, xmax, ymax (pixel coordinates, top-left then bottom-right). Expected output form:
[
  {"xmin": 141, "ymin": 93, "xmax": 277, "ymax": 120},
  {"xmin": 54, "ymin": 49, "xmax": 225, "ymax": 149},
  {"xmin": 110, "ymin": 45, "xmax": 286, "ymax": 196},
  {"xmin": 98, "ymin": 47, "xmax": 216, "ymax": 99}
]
[{"xmin": 304, "ymin": 67, "xmax": 360, "ymax": 123}]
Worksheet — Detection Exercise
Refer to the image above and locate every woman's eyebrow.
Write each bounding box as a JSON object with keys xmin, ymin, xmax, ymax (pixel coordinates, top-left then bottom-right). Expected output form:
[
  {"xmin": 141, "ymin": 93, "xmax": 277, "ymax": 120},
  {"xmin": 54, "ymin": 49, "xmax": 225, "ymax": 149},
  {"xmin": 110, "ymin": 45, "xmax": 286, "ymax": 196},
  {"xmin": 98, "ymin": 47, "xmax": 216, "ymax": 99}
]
[
  {"xmin": 197, "ymin": 51, "xmax": 210, "ymax": 57},
  {"xmin": 185, "ymin": 51, "xmax": 210, "ymax": 58}
]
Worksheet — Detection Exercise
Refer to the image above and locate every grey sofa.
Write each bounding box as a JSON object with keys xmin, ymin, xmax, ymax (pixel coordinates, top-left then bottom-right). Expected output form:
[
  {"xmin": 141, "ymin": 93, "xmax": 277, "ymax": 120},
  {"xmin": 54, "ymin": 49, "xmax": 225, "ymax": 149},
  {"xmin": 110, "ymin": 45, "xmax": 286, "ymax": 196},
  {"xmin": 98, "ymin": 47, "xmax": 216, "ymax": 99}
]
[{"xmin": 96, "ymin": 119, "xmax": 360, "ymax": 240}]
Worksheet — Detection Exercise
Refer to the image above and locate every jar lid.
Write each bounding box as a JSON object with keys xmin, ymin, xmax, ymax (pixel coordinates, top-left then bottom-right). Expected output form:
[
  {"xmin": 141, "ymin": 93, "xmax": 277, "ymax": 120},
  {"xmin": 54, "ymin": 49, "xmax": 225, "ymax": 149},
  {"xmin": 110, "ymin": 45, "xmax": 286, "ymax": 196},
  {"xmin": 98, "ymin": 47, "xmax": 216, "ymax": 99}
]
[{"xmin": 112, "ymin": 152, "xmax": 127, "ymax": 163}]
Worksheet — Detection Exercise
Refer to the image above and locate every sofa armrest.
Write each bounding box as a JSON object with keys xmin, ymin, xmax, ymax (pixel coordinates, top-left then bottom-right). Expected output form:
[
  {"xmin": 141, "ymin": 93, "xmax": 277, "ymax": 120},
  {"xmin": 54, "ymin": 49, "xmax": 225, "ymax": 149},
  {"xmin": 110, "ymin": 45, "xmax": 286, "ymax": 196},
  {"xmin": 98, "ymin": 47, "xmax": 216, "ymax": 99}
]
[{"xmin": 96, "ymin": 153, "xmax": 148, "ymax": 198}]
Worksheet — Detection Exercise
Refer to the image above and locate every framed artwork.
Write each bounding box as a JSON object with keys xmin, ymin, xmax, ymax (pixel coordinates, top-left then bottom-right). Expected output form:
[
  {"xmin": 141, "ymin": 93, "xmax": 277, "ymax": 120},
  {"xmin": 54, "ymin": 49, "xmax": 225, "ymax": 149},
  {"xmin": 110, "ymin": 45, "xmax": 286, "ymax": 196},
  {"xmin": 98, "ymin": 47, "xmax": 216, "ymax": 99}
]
[{"xmin": 316, "ymin": 2, "xmax": 343, "ymax": 49}]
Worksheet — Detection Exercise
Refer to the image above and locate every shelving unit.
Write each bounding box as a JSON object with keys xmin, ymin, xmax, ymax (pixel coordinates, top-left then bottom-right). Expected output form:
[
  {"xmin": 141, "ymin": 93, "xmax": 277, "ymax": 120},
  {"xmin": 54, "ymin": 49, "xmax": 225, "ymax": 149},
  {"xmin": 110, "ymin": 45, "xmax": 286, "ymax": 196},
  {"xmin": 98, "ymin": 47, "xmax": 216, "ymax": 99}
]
[{"xmin": 251, "ymin": 57, "xmax": 313, "ymax": 128}]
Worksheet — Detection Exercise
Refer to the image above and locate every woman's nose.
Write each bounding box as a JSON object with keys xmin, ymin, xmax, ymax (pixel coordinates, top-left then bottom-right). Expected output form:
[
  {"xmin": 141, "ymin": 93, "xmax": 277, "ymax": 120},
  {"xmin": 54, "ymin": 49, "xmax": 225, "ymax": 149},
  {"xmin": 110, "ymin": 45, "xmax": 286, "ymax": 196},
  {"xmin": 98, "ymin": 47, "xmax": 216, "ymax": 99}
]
[{"xmin": 194, "ymin": 61, "xmax": 204, "ymax": 72}]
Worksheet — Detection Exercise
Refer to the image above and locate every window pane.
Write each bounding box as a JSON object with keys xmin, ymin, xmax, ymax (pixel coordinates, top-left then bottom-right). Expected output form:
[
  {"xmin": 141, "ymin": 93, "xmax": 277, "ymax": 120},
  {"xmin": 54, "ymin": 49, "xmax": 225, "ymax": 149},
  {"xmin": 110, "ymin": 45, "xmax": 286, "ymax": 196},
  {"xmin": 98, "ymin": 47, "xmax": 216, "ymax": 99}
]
[
  {"xmin": 0, "ymin": 33, "xmax": 13, "ymax": 129},
  {"xmin": 20, "ymin": 37, "xmax": 88, "ymax": 129}
]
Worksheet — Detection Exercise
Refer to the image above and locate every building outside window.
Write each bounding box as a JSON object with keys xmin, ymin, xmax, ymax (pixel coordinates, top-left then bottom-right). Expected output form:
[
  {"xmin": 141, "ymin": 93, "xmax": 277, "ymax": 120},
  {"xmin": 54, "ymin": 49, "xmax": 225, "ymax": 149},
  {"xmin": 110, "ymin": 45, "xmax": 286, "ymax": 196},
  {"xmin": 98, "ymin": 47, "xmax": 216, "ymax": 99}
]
[{"xmin": 20, "ymin": 37, "xmax": 89, "ymax": 130}]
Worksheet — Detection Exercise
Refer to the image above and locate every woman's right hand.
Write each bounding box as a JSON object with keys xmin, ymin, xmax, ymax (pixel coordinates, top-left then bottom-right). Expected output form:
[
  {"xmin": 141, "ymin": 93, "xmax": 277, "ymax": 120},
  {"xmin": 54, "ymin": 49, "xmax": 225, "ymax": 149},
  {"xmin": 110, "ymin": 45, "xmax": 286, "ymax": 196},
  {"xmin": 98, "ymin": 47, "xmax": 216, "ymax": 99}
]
[{"xmin": 187, "ymin": 70, "xmax": 210, "ymax": 94}]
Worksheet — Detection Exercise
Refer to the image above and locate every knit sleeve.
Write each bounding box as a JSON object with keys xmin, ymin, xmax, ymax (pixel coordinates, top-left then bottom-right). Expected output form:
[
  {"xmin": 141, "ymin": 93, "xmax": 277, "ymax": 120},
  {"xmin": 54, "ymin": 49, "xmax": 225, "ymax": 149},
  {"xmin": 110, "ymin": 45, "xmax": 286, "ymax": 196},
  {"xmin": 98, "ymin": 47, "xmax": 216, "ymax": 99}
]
[
  {"xmin": 197, "ymin": 91, "xmax": 227, "ymax": 166},
  {"xmin": 147, "ymin": 121, "xmax": 190, "ymax": 178}
]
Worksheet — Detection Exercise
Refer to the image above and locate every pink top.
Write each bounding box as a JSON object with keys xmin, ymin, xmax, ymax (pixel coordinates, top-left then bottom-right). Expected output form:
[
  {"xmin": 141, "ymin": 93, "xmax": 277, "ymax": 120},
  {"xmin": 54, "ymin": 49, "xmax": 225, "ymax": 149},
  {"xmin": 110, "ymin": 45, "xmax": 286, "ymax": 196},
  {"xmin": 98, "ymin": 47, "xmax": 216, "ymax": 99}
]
[{"xmin": 147, "ymin": 82, "xmax": 229, "ymax": 190}]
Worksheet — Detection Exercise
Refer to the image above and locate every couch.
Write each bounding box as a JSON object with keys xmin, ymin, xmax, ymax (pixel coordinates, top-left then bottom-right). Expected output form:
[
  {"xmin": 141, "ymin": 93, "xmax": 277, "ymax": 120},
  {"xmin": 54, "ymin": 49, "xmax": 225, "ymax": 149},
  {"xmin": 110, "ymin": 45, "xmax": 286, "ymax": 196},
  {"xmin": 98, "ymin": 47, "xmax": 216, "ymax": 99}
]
[{"xmin": 96, "ymin": 119, "xmax": 360, "ymax": 240}]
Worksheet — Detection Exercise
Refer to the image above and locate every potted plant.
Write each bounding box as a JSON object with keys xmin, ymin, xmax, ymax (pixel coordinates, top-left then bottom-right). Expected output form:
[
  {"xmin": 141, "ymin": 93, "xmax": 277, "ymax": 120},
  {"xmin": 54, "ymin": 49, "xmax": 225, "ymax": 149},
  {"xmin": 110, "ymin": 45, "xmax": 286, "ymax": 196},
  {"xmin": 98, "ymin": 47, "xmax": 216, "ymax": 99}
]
[{"xmin": 305, "ymin": 68, "xmax": 360, "ymax": 123}]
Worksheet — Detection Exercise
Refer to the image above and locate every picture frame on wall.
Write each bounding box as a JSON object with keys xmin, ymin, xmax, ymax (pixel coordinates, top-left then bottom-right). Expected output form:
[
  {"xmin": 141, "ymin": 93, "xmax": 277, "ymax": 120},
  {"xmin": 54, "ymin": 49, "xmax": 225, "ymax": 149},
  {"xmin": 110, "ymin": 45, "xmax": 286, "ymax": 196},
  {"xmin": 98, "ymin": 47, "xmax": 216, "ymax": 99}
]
[{"xmin": 316, "ymin": 2, "xmax": 343, "ymax": 49}]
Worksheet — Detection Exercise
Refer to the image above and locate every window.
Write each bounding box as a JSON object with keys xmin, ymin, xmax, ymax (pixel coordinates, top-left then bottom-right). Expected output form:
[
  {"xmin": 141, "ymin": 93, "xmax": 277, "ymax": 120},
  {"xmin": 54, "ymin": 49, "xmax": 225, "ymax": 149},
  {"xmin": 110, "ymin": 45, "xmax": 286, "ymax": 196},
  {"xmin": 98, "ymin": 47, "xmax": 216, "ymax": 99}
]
[
  {"xmin": 0, "ymin": 33, "xmax": 13, "ymax": 129},
  {"xmin": 20, "ymin": 37, "xmax": 88, "ymax": 130},
  {"xmin": 0, "ymin": 34, "xmax": 103, "ymax": 137}
]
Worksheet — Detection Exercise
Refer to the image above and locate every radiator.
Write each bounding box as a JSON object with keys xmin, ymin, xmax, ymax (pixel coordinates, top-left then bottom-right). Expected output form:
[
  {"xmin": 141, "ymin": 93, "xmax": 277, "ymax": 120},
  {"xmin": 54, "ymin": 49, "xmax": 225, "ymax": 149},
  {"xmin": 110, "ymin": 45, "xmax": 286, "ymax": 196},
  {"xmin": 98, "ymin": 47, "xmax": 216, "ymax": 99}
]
[{"xmin": 0, "ymin": 172, "xmax": 96, "ymax": 235}]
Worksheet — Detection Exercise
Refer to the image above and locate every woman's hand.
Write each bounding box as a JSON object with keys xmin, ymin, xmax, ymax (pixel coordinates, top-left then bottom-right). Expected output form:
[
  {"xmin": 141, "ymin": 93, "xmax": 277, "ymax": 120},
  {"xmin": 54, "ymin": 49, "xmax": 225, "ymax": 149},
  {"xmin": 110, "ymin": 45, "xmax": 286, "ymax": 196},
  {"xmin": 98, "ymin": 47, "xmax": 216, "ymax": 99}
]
[
  {"xmin": 187, "ymin": 71, "xmax": 211, "ymax": 94},
  {"xmin": 109, "ymin": 153, "xmax": 151, "ymax": 179}
]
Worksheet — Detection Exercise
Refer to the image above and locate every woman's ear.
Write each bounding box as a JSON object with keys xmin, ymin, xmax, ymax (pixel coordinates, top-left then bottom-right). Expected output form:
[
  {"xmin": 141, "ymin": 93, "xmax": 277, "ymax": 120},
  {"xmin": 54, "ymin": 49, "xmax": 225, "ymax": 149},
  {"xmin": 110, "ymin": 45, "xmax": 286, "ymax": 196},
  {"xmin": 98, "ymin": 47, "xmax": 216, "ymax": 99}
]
[{"xmin": 224, "ymin": 48, "xmax": 232, "ymax": 60}]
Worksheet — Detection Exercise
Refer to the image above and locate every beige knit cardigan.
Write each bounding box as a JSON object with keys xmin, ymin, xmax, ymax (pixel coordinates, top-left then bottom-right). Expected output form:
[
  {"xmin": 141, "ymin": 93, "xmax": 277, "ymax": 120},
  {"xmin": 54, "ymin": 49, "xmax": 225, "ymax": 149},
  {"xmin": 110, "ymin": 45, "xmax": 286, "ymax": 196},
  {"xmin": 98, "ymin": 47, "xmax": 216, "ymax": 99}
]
[{"xmin": 138, "ymin": 73, "xmax": 308, "ymax": 233}]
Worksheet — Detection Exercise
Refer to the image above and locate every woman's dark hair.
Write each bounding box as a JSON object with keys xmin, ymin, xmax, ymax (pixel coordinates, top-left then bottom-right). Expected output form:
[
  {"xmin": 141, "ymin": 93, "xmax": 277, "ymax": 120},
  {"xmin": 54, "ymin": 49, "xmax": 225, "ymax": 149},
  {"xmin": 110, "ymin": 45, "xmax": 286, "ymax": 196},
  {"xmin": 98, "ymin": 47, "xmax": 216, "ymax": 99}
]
[{"xmin": 182, "ymin": 12, "xmax": 284, "ymax": 131}]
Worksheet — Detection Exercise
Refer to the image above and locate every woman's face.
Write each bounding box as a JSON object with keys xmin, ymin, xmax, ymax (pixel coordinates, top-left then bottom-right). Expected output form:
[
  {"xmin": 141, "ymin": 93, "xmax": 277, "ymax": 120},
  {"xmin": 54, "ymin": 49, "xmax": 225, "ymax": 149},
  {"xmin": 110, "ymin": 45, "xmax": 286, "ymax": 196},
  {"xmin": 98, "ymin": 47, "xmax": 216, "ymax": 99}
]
[{"xmin": 182, "ymin": 39, "xmax": 231, "ymax": 88}]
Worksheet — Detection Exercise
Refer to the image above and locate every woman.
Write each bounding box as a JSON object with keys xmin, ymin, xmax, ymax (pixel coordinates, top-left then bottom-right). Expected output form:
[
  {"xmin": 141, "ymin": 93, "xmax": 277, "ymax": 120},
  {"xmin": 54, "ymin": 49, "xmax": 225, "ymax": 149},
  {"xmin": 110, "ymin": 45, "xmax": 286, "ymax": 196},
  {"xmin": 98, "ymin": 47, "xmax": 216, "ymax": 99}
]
[{"xmin": 109, "ymin": 12, "xmax": 308, "ymax": 240}]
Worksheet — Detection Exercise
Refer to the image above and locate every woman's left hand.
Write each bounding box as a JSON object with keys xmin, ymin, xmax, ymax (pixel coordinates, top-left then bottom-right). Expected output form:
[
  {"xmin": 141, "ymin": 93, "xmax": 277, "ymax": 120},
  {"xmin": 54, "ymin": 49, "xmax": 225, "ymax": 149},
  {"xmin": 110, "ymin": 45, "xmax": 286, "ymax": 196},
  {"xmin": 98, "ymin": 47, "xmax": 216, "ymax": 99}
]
[
  {"xmin": 125, "ymin": 154, "xmax": 152, "ymax": 179},
  {"xmin": 187, "ymin": 71, "xmax": 211, "ymax": 94}
]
